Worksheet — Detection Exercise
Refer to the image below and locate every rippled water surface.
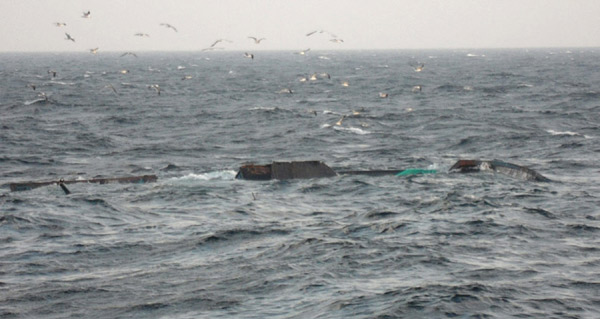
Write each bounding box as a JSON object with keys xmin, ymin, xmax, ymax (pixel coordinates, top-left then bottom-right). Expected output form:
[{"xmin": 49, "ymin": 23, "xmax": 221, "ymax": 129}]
[{"xmin": 1, "ymin": 49, "xmax": 600, "ymax": 318}]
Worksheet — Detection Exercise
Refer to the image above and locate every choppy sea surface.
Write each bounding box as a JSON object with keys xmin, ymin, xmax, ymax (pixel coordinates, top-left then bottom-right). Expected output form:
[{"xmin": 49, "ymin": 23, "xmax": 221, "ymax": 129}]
[{"xmin": 1, "ymin": 49, "xmax": 599, "ymax": 318}]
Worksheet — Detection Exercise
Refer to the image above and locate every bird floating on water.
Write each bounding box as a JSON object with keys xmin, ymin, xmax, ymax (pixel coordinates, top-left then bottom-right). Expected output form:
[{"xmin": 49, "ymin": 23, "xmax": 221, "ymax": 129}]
[
  {"xmin": 160, "ymin": 23, "xmax": 178, "ymax": 32},
  {"xmin": 413, "ymin": 63, "xmax": 425, "ymax": 72},
  {"xmin": 248, "ymin": 37, "xmax": 266, "ymax": 44},
  {"xmin": 65, "ymin": 33, "xmax": 75, "ymax": 42},
  {"xmin": 82, "ymin": 11, "xmax": 91, "ymax": 18},
  {"xmin": 148, "ymin": 84, "xmax": 161, "ymax": 95},
  {"xmin": 244, "ymin": 52, "xmax": 254, "ymax": 59},
  {"xmin": 379, "ymin": 92, "xmax": 389, "ymax": 98},
  {"xmin": 341, "ymin": 81, "xmax": 349, "ymax": 87},
  {"xmin": 412, "ymin": 85, "xmax": 422, "ymax": 92},
  {"xmin": 278, "ymin": 88, "xmax": 293, "ymax": 94},
  {"xmin": 28, "ymin": 84, "xmax": 36, "ymax": 91}
]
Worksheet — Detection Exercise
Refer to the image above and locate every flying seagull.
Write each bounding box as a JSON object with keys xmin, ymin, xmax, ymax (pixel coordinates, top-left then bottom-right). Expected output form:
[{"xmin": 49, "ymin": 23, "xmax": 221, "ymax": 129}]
[
  {"xmin": 244, "ymin": 52, "xmax": 254, "ymax": 60},
  {"xmin": 248, "ymin": 36, "xmax": 266, "ymax": 44},
  {"xmin": 413, "ymin": 63, "xmax": 425, "ymax": 72},
  {"xmin": 210, "ymin": 39, "xmax": 232, "ymax": 47},
  {"xmin": 306, "ymin": 30, "xmax": 337, "ymax": 38},
  {"xmin": 120, "ymin": 52, "xmax": 138, "ymax": 58},
  {"xmin": 82, "ymin": 10, "xmax": 91, "ymax": 18},
  {"xmin": 104, "ymin": 83, "xmax": 118, "ymax": 94},
  {"xmin": 330, "ymin": 38, "xmax": 344, "ymax": 43},
  {"xmin": 134, "ymin": 33, "xmax": 150, "ymax": 37},
  {"xmin": 54, "ymin": 22, "xmax": 67, "ymax": 27},
  {"xmin": 298, "ymin": 48, "xmax": 310, "ymax": 55},
  {"xmin": 65, "ymin": 33, "xmax": 75, "ymax": 42},
  {"xmin": 201, "ymin": 47, "xmax": 224, "ymax": 52},
  {"xmin": 90, "ymin": 47, "xmax": 99, "ymax": 54},
  {"xmin": 48, "ymin": 70, "xmax": 57, "ymax": 78},
  {"xmin": 160, "ymin": 23, "xmax": 178, "ymax": 32}
]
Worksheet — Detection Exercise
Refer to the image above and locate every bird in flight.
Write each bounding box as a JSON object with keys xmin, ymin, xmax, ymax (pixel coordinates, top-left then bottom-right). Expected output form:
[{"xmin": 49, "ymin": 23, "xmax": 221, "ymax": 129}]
[
  {"xmin": 104, "ymin": 83, "xmax": 118, "ymax": 95},
  {"xmin": 413, "ymin": 63, "xmax": 425, "ymax": 72},
  {"xmin": 82, "ymin": 11, "xmax": 91, "ymax": 18},
  {"xmin": 90, "ymin": 48, "xmax": 99, "ymax": 54},
  {"xmin": 244, "ymin": 52, "xmax": 254, "ymax": 59},
  {"xmin": 65, "ymin": 33, "xmax": 75, "ymax": 42},
  {"xmin": 330, "ymin": 38, "xmax": 344, "ymax": 43},
  {"xmin": 201, "ymin": 47, "xmax": 224, "ymax": 52},
  {"xmin": 54, "ymin": 22, "xmax": 67, "ymax": 27},
  {"xmin": 210, "ymin": 39, "xmax": 232, "ymax": 47},
  {"xmin": 160, "ymin": 23, "xmax": 178, "ymax": 32},
  {"xmin": 306, "ymin": 30, "xmax": 337, "ymax": 38},
  {"xmin": 248, "ymin": 37, "xmax": 266, "ymax": 44},
  {"xmin": 120, "ymin": 52, "xmax": 138, "ymax": 58},
  {"xmin": 134, "ymin": 33, "xmax": 150, "ymax": 37},
  {"xmin": 298, "ymin": 48, "xmax": 310, "ymax": 55}
]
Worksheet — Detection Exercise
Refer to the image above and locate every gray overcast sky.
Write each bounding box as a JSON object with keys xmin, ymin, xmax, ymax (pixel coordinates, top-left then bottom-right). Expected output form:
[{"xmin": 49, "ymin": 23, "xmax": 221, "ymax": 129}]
[{"xmin": 1, "ymin": 0, "xmax": 599, "ymax": 52}]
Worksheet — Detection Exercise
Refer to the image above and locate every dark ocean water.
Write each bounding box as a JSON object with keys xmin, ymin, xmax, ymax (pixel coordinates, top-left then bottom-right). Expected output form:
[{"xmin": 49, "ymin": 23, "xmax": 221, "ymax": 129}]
[{"xmin": 1, "ymin": 49, "xmax": 599, "ymax": 318}]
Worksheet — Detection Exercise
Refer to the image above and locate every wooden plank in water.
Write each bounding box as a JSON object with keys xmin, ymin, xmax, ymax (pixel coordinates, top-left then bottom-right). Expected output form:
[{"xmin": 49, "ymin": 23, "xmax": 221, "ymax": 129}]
[{"xmin": 9, "ymin": 175, "xmax": 158, "ymax": 192}]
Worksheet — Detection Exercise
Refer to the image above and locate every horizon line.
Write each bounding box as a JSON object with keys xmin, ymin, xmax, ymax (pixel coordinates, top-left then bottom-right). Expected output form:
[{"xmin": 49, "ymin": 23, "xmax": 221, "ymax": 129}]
[{"xmin": 1, "ymin": 46, "xmax": 599, "ymax": 54}]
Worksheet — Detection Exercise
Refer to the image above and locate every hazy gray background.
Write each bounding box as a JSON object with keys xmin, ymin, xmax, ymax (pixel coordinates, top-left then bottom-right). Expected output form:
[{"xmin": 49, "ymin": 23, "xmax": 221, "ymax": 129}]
[{"xmin": 1, "ymin": 0, "xmax": 599, "ymax": 52}]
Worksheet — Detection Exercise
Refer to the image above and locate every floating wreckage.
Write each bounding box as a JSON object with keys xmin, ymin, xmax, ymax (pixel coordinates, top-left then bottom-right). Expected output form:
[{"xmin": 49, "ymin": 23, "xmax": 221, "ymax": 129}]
[
  {"xmin": 236, "ymin": 160, "xmax": 549, "ymax": 182},
  {"xmin": 235, "ymin": 161, "xmax": 436, "ymax": 180},
  {"xmin": 9, "ymin": 175, "xmax": 157, "ymax": 194},
  {"xmin": 449, "ymin": 159, "xmax": 551, "ymax": 182}
]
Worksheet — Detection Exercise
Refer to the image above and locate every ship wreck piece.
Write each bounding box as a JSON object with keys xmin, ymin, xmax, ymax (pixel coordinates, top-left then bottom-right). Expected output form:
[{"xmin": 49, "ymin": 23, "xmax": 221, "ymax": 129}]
[
  {"xmin": 449, "ymin": 159, "xmax": 550, "ymax": 182},
  {"xmin": 235, "ymin": 161, "xmax": 435, "ymax": 180},
  {"xmin": 9, "ymin": 175, "xmax": 158, "ymax": 192}
]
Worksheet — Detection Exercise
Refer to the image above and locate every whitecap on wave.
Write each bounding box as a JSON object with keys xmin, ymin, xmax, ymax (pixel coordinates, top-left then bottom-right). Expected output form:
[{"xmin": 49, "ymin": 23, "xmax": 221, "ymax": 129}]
[
  {"xmin": 168, "ymin": 170, "xmax": 237, "ymax": 184},
  {"xmin": 546, "ymin": 129, "xmax": 591, "ymax": 138},
  {"xmin": 332, "ymin": 126, "xmax": 371, "ymax": 135},
  {"xmin": 23, "ymin": 98, "xmax": 48, "ymax": 106}
]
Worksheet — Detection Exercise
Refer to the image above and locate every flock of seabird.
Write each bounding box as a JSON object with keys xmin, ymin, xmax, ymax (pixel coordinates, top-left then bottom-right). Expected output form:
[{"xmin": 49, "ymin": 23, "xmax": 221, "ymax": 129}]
[{"xmin": 40, "ymin": 9, "xmax": 426, "ymax": 114}]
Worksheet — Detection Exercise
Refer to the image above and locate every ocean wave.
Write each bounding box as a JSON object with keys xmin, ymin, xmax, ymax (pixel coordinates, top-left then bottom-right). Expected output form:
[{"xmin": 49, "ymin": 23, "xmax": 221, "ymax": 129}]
[
  {"xmin": 332, "ymin": 126, "xmax": 371, "ymax": 135},
  {"xmin": 546, "ymin": 129, "xmax": 591, "ymax": 138},
  {"xmin": 167, "ymin": 170, "xmax": 237, "ymax": 183}
]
